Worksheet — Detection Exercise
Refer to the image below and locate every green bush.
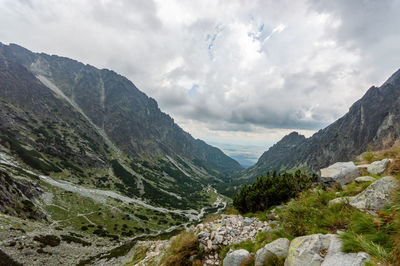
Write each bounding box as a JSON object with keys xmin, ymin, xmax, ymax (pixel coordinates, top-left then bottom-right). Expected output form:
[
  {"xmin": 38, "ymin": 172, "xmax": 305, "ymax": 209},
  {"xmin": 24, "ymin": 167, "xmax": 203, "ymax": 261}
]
[{"xmin": 233, "ymin": 170, "xmax": 317, "ymax": 213}]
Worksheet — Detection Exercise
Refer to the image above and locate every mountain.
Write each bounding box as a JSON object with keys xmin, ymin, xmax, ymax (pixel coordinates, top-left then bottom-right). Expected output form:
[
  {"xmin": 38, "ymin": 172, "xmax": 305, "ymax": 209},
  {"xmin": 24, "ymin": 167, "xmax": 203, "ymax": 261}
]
[
  {"xmin": 242, "ymin": 68, "xmax": 400, "ymax": 179},
  {"xmin": 0, "ymin": 42, "xmax": 243, "ymax": 235}
]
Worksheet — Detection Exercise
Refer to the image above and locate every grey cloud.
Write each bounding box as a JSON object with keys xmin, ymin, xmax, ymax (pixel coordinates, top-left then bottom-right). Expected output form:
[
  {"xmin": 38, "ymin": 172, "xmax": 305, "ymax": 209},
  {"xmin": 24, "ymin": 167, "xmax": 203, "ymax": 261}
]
[{"xmin": 0, "ymin": 0, "xmax": 399, "ymax": 141}]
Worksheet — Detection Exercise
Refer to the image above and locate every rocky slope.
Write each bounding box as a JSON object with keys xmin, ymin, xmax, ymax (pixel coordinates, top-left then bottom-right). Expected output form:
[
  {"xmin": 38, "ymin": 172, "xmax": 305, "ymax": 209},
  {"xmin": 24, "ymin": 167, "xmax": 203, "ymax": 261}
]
[{"xmin": 242, "ymin": 69, "xmax": 400, "ymax": 179}]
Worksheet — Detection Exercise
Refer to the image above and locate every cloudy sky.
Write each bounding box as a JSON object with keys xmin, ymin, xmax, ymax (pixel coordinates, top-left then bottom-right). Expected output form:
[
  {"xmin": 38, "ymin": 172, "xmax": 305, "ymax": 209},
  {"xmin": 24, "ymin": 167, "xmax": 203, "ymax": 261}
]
[{"xmin": 1, "ymin": 0, "xmax": 400, "ymax": 165}]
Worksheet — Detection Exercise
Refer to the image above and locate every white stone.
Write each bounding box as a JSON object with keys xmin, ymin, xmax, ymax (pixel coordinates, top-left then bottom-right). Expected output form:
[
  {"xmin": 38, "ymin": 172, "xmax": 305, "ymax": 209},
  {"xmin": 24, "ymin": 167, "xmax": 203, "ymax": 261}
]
[
  {"xmin": 349, "ymin": 175, "xmax": 399, "ymax": 211},
  {"xmin": 223, "ymin": 249, "xmax": 250, "ymax": 266},
  {"xmin": 367, "ymin": 158, "xmax": 391, "ymax": 175},
  {"xmin": 255, "ymin": 238, "xmax": 290, "ymax": 266},
  {"xmin": 321, "ymin": 235, "xmax": 370, "ymax": 266},
  {"xmin": 355, "ymin": 176, "xmax": 376, "ymax": 183},
  {"xmin": 319, "ymin": 162, "xmax": 359, "ymax": 186}
]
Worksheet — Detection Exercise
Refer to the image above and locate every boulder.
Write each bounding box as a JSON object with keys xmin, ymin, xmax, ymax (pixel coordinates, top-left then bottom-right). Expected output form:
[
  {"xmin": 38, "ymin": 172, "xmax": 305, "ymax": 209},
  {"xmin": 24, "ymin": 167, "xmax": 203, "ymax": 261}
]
[
  {"xmin": 255, "ymin": 238, "xmax": 290, "ymax": 266},
  {"xmin": 328, "ymin": 197, "xmax": 348, "ymax": 206},
  {"xmin": 367, "ymin": 158, "xmax": 391, "ymax": 175},
  {"xmin": 349, "ymin": 176, "xmax": 399, "ymax": 211},
  {"xmin": 285, "ymin": 234, "xmax": 334, "ymax": 266},
  {"xmin": 319, "ymin": 162, "xmax": 359, "ymax": 186},
  {"xmin": 223, "ymin": 249, "xmax": 250, "ymax": 266},
  {"xmin": 354, "ymin": 176, "xmax": 376, "ymax": 183},
  {"xmin": 321, "ymin": 235, "xmax": 370, "ymax": 266}
]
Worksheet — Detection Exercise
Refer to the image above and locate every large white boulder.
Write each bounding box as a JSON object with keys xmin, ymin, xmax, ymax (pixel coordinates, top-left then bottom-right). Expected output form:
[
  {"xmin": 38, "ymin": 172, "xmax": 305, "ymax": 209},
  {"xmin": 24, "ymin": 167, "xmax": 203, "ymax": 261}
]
[
  {"xmin": 367, "ymin": 158, "xmax": 391, "ymax": 175},
  {"xmin": 320, "ymin": 162, "xmax": 359, "ymax": 186},
  {"xmin": 321, "ymin": 235, "xmax": 370, "ymax": 266},
  {"xmin": 349, "ymin": 175, "xmax": 399, "ymax": 211},
  {"xmin": 223, "ymin": 249, "xmax": 250, "ymax": 266},
  {"xmin": 285, "ymin": 234, "xmax": 334, "ymax": 266},
  {"xmin": 255, "ymin": 238, "xmax": 290, "ymax": 266},
  {"xmin": 285, "ymin": 234, "xmax": 370, "ymax": 266}
]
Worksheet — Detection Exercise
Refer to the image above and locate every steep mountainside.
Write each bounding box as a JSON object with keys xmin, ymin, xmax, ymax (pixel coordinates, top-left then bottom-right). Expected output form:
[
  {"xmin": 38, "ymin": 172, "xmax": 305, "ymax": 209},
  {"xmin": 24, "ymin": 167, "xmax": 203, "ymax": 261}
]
[
  {"xmin": 0, "ymin": 42, "xmax": 243, "ymax": 220},
  {"xmin": 242, "ymin": 68, "xmax": 400, "ymax": 179},
  {"xmin": 2, "ymin": 43, "xmax": 242, "ymax": 174}
]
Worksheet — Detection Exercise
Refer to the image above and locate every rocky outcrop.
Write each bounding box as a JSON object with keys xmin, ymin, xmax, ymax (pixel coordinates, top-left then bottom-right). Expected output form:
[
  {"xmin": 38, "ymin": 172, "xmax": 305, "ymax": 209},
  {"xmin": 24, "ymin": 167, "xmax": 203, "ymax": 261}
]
[
  {"xmin": 223, "ymin": 249, "xmax": 250, "ymax": 266},
  {"xmin": 367, "ymin": 158, "xmax": 391, "ymax": 175},
  {"xmin": 348, "ymin": 175, "xmax": 399, "ymax": 211},
  {"xmin": 319, "ymin": 162, "xmax": 359, "ymax": 186},
  {"xmin": 285, "ymin": 234, "xmax": 369, "ymax": 266},
  {"xmin": 255, "ymin": 238, "xmax": 290, "ymax": 266},
  {"xmin": 355, "ymin": 176, "xmax": 376, "ymax": 183},
  {"xmin": 285, "ymin": 234, "xmax": 333, "ymax": 266},
  {"xmin": 328, "ymin": 176, "xmax": 399, "ymax": 211},
  {"xmin": 321, "ymin": 235, "xmax": 370, "ymax": 266}
]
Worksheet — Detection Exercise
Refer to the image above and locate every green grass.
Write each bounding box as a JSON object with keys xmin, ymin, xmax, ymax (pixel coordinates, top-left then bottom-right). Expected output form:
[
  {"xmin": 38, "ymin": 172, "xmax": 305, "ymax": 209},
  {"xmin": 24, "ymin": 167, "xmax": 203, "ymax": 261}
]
[{"xmin": 277, "ymin": 189, "xmax": 355, "ymax": 237}]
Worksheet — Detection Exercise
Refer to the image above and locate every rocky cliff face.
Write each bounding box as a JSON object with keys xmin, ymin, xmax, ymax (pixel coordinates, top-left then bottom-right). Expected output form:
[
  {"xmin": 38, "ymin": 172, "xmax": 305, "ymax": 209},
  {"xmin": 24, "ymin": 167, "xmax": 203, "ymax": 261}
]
[
  {"xmin": 242, "ymin": 68, "xmax": 400, "ymax": 178},
  {"xmin": 1, "ymin": 43, "xmax": 242, "ymax": 174}
]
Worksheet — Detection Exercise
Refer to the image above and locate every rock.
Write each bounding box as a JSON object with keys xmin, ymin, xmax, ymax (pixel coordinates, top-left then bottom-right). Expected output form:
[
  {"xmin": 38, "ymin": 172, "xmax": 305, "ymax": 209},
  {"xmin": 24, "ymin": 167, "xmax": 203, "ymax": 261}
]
[
  {"xmin": 321, "ymin": 235, "xmax": 370, "ymax": 266},
  {"xmin": 243, "ymin": 217, "xmax": 253, "ymax": 226},
  {"xmin": 207, "ymin": 239, "xmax": 212, "ymax": 250},
  {"xmin": 285, "ymin": 234, "xmax": 334, "ymax": 266},
  {"xmin": 349, "ymin": 176, "xmax": 399, "ymax": 211},
  {"xmin": 255, "ymin": 238, "xmax": 290, "ymax": 266},
  {"xmin": 328, "ymin": 197, "xmax": 348, "ymax": 206},
  {"xmin": 367, "ymin": 158, "xmax": 391, "ymax": 175},
  {"xmin": 223, "ymin": 249, "xmax": 250, "ymax": 266},
  {"xmin": 319, "ymin": 162, "xmax": 359, "ymax": 186},
  {"xmin": 355, "ymin": 176, "xmax": 376, "ymax": 183},
  {"xmin": 198, "ymin": 230, "xmax": 210, "ymax": 240}
]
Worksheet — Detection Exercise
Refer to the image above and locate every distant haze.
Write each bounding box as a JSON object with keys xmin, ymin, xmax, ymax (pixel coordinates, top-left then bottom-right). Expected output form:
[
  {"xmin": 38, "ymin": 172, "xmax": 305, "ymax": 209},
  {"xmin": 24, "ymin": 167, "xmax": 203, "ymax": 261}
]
[{"xmin": 1, "ymin": 0, "xmax": 400, "ymax": 148}]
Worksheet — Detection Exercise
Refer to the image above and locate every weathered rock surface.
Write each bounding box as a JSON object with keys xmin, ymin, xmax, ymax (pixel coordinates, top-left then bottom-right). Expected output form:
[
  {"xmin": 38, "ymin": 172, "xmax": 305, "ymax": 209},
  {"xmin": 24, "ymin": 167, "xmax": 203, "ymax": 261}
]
[
  {"xmin": 321, "ymin": 235, "xmax": 370, "ymax": 266},
  {"xmin": 223, "ymin": 249, "xmax": 250, "ymax": 266},
  {"xmin": 285, "ymin": 234, "xmax": 334, "ymax": 266},
  {"xmin": 367, "ymin": 158, "xmax": 391, "ymax": 175},
  {"xmin": 349, "ymin": 175, "xmax": 399, "ymax": 211},
  {"xmin": 255, "ymin": 238, "xmax": 290, "ymax": 266},
  {"xmin": 319, "ymin": 162, "xmax": 359, "ymax": 186},
  {"xmin": 328, "ymin": 176, "xmax": 399, "ymax": 211},
  {"xmin": 285, "ymin": 234, "xmax": 370, "ymax": 266},
  {"xmin": 355, "ymin": 176, "xmax": 376, "ymax": 183}
]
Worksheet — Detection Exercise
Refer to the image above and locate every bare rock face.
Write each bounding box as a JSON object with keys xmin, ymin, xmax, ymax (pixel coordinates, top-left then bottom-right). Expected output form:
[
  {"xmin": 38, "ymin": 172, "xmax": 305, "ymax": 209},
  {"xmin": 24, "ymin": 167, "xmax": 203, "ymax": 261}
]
[
  {"xmin": 223, "ymin": 249, "xmax": 250, "ymax": 266},
  {"xmin": 319, "ymin": 162, "xmax": 359, "ymax": 186},
  {"xmin": 367, "ymin": 158, "xmax": 391, "ymax": 175},
  {"xmin": 255, "ymin": 238, "xmax": 290, "ymax": 266},
  {"xmin": 349, "ymin": 175, "xmax": 399, "ymax": 211},
  {"xmin": 355, "ymin": 176, "xmax": 376, "ymax": 183},
  {"xmin": 321, "ymin": 235, "xmax": 370, "ymax": 266},
  {"xmin": 284, "ymin": 234, "xmax": 370, "ymax": 266}
]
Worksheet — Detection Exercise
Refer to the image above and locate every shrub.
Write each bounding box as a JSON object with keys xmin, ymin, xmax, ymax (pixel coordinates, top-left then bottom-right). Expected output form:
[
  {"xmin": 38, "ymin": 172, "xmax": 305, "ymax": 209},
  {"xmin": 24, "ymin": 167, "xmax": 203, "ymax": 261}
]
[
  {"xmin": 233, "ymin": 170, "xmax": 317, "ymax": 213},
  {"xmin": 162, "ymin": 231, "xmax": 199, "ymax": 266},
  {"xmin": 33, "ymin": 235, "xmax": 61, "ymax": 247}
]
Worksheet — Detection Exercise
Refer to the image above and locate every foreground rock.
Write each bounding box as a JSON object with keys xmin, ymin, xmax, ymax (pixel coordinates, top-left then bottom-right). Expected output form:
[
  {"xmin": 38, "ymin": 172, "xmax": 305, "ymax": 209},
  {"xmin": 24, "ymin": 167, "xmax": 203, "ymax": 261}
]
[
  {"xmin": 367, "ymin": 158, "xmax": 391, "ymax": 175},
  {"xmin": 354, "ymin": 176, "xmax": 376, "ymax": 183},
  {"xmin": 285, "ymin": 234, "xmax": 369, "ymax": 266},
  {"xmin": 255, "ymin": 238, "xmax": 289, "ymax": 266},
  {"xmin": 321, "ymin": 235, "xmax": 370, "ymax": 266},
  {"xmin": 349, "ymin": 175, "xmax": 399, "ymax": 211},
  {"xmin": 223, "ymin": 249, "xmax": 250, "ymax": 266},
  {"xmin": 319, "ymin": 162, "xmax": 359, "ymax": 186},
  {"xmin": 328, "ymin": 176, "xmax": 399, "ymax": 211}
]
